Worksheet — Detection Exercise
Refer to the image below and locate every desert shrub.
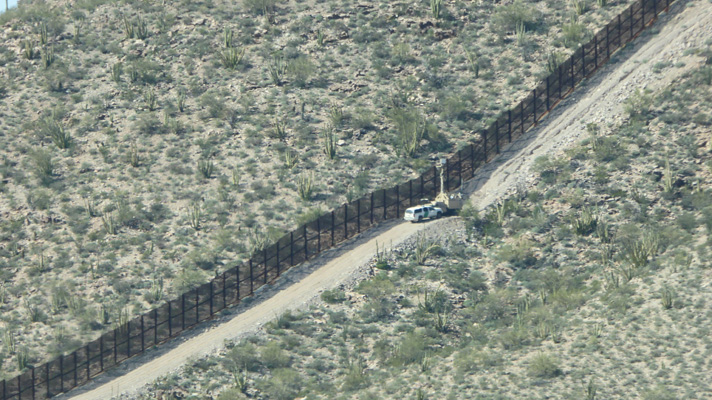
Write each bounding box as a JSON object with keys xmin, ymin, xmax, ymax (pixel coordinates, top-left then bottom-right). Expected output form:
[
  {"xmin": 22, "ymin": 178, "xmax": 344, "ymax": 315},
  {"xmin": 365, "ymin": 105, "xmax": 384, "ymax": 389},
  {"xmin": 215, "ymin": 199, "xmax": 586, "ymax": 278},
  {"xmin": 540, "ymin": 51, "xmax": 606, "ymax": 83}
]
[
  {"xmin": 224, "ymin": 342, "xmax": 262, "ymax": 373},
  {"xmin": 341, "ymin": 359, "xmax": 368, "ymax": 391},
  {"xmin": 454, "ymin": 347, "xmax": 500, "ymax": 374},
  {"xmin": 532, "ymin": 155, "xmax": 567, "ymax": 184},
  {"xmin": 390, "ymin": 332, "xmax": 427, "ymax": 366},
  {"xmin": 260, "ymin": 368, "xmax": 302, "ymax": 400},
  {"xmin": 320, "ymin": 288, "xmax": 346, "ymax": 304},
  {"xmin": 676, "ymin": 212, "xmax": 698, "ymax": 232},
  {"xmin": 360, "ymin": 298, "xmax": 397, "ymax": 322},
  {"xmin": 134, "ymin": 113, "xmax": 167, "ymax": 135},
  {"xmin": 260, "ymin": 341, "xmax": 291, "ymax": 369},
  {"xmin": 561, "ymin": 18, "xmax": 587, "ymax": 48},
  {"xmin": 444, "ymin": 265, "xmax": 488, "ymax": 296},
  {"xmin": 499, "ymin": 325, "xmax": 529, "ymax": 350},
  {"xmin": 127, "ymin": 59, "xmax": 168, "ymax": 85},
  {"xmin": 30, "ymin": 149, "xmax": 54, "ymax": 185},
  {"xmin": 243, "ymin": 0, "xmax": 278, "ymax": 15},
  {"xmin": 527, "ymin": 352, "xmax": 562, "ymax": 378},
  {"xmin": 492, "ymin": 0, "xmax": 541, "ymax": 33},
  {"xmin": 217, "ymin": 387, "xmax": 247, "ymax": 400},
  {"xmin": 495, "ymin": 236, "xmax": 537, "ymax": 269},
  {"xmin": 467, "ymin": 289, "xmax": 517, "ymax": 324},
  {"xmin": 288, "ymin": 55, "xmax": 315, "ymax": 88},
  {"xmin": 641, "ymin": 385, "xmax": 677, "ymax": 400},
  {"xmin": 355, "ymin": 272, "xmax": 394, "ymax": 299},
  {"xmin": 624, "ymin": 89, "xmax": 653, "ymax": 121}
]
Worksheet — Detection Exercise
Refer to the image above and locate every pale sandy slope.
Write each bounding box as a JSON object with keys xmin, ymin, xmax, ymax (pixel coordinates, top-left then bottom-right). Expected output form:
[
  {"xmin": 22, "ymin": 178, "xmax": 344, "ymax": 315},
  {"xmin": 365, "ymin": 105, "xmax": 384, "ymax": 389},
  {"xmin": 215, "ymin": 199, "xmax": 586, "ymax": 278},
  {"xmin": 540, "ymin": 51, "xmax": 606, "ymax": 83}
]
[{"xmin": 62, "ymin": 1, "xmax": 712, "ymax": 398}]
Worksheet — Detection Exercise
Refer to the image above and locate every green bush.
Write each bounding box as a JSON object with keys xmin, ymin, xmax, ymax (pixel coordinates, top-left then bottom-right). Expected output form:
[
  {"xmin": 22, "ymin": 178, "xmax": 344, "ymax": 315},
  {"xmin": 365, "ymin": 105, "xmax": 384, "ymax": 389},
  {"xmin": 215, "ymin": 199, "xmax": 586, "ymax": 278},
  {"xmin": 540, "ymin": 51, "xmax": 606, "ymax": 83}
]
[
  {"xmin": 223, "ymin": 342, "xmax": 262, "ymax": 373},
  {"xmin": 355, "ymin": 272, "xmax": 394, "ymax": 299},
  {"xmin": 390, "ymin": 332, "xmax": 427, "ymax": 366},
  {"xmin": 260, "ymin": 368, "xmax": 302, "ymax": 400},
  {"xmin": 260, "ymin": 341, "xmax": 291, "ymax": 369},
  {"xmin": 492, "ymin": 0, "xmax": 541, "ymax": 33},
  {"xmin": 320, "ymin": 288, "xmax": 347, "ymax": 304},
  {"xmin": 527, "ymin": 352, "xmax": 562, "ymax": 378},
  {"xmin": 561, "ymin": 18, "xmax": 586, "ymax": 48},
  {"xmin": 288, "ymin": 55, "xmax": 315, "ymax": 88},
  {"xmin": 243, "ymin": 0, "xmax": 278, "ymax": 15}
]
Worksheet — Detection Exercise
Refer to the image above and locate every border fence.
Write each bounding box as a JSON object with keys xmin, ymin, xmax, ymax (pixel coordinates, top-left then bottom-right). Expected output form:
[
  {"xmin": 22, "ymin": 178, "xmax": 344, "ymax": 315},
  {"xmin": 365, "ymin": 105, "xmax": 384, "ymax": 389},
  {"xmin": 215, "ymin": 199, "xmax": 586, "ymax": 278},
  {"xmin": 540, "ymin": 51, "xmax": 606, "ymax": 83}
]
[{"xmin": 0, "ymin": 0, "xmax": 675, "ymax": 397}]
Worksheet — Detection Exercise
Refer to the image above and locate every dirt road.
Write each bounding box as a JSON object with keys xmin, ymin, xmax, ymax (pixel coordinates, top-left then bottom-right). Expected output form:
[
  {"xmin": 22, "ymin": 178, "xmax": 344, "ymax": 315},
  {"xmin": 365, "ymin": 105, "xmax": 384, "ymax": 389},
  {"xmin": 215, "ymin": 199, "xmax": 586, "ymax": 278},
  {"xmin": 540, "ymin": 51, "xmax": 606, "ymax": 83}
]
[{"xmin": 62, "ymin": 1, "xmax": 712, "ymax": 398}]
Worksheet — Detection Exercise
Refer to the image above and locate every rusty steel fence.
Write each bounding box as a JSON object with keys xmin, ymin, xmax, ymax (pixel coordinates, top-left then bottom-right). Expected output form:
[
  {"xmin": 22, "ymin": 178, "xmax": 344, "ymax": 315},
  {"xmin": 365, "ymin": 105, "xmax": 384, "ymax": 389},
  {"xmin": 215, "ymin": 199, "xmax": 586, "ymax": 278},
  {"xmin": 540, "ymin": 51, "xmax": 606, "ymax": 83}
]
[{"xmin": 0, "ymin": 0, "xmax": 675, "ymax": 397}]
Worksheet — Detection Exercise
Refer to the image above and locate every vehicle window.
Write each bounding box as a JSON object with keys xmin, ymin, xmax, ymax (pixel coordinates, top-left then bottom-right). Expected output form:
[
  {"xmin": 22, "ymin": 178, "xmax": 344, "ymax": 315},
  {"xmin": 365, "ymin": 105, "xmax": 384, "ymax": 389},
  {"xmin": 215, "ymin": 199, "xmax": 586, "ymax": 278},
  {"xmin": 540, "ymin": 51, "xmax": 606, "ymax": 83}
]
[{"xmin": 414, "ymin": 209, "xmax": 421, "ymax": 213}]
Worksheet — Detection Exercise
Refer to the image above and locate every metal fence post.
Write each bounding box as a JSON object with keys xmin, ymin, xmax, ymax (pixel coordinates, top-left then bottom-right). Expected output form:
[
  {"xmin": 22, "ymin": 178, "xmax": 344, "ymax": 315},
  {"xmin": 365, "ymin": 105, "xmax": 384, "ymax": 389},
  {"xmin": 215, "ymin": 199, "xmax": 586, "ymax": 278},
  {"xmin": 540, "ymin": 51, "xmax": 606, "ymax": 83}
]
[
  {"xmin": 520, "ymin": 101, "xmax": 525, "ymax": 135},
  {"xmin": 32, "ymin": 367, "xmax": 35, "ymax": 400},
  {"xmin": 263, "ymin": 249, "xmax": 268, "ymax": 284},
  {"xmin": 483, "ymin": 128, "xmax": 488, "ymax": 160},
  {"xmin": 344, "ymin": 204, "xmax": 348, "ymax": 239},
  {"xmin": 331, "ymin": 210, "xmax": 336, "ymax": 245},
  {"xmin": 581, "ymin": 44, "xmax": 585, "ymax": 78},
  {"xmin": 546, "ymin": 76, "xmax": 550, "ymax": 111},
  {"xmin": 127, "ymin": 320, "xmax": 131, "ymax": 358},
  {"xmin": 60, "ymin": 354, "xmax": 64, "ymax": 392},
  {"xmin": 370, "ymin": 192, "xmax": 374, "ymax": 225},
  {"xmin": 606, "ymin": 23, "xmax": 610, "ymax": 60},
  {"xmin": 209, "ymin": 282, "xmax": 214, "ymax": 316},
  {"xmin": 409, "ymin": 180, "xmax": 413, "ymax": 207},
  {"xmin": 594, "ymin": 33, "xmax": 598, "ymax": 68},
  {"xmin": 223, "ymin": 271, "xmax": 228, "ymax": 305},
  {"xmin": 653, "ymin": 0, "xmax": 656, "ymax": 18},
  {"xmin": 181, "ymin": 293, "xmax": 186, "ymax": 331},
  {"xmin": 235, "ymin": 266, "xmax": 240, "ymax": 301},
  {"xmin": 47, "ymin": 363, "xmax": 50, "ymax": 398},
  {"xmin": 508, "ymin": 109, "xmax": 512, "ymax": 143},
  {"xmin": 99, "ymin": 335, "xmax": 104, "ymax": 372},
  {"xmin": 249, "ymin": 259, "xmax": 254, "ymax": 295},
  {"xmin": 195, "ymin": 290, "xmax": 199, "ymax": 324},
  {"xmin": 276, "ymin": 237, "xmax": 281, "ymax": 275},
  {"xmin": 533, "ymin": 89, "xmax": 538, "ymax": 122},
  {"xmin": 74, "ymin": 351, "xmax": 78, "ymax": 387},
  {"xmin": 630, "ymin": 6, "xmax": 634, "ymax": 39},
  {"xmin": 317, "ymin": 217, "xmax": 321, "ymax": 253},
  {"xmin": 141, "ymin": 316, "xmax": 145, "ymax": 352},
  {"xmin": 357, "ymin": 199, "xmax": 361, "ymax": 233},
  {"xmin": 641, "ymin": 0, "xmax": 645, "ymax": 27},
  {"xmin": 458, "ymin": 149, "xmax": 462, "ymax": 187},
  {"xmin": 304, "ymin": 224, "xmax": 308, "ymax": 259},
  {"xmin": 86, "ymin": 344, "xmax": 90, "ymax": 380},
  {"xmin": 446, "ymin": 158, "xmax": 450, "ymax": 190},
  {"xmin": 168, "ymin": 300, "xmax": 172, "ymax": 337},
  {"xmin": 570, "ymin": 53, "xmax": 575, "ymax": 89},
  {"xmin": 494, "ymin": 120, "xmax": 499, "ymax": 154},
  {"xmin": 395, "ymin": 186, "xmax": 399, "ymax": 218},
  {"xmin": 470, "ymin": 143, "xmax": 475, "ymax": 177},
  {"xmin": 113, "ymin": 329, "xmax": 117, "ymax": 364},
  {"xmin": 154, "ymin": 309, "xmax": 158, "ymax": 345},
  {"xmin": 382, "ymin": 190, "xmax": 386, "ymax": 220}
]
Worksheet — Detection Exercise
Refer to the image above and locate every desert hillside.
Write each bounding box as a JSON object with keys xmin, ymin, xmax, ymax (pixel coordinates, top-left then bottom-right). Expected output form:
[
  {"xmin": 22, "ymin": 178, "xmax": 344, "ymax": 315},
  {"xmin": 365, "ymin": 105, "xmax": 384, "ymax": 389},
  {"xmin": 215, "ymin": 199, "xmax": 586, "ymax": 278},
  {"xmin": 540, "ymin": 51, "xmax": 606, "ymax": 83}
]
[{"xmin": 0, "ymin": 0, "xmax": 635, "ymax": 378}]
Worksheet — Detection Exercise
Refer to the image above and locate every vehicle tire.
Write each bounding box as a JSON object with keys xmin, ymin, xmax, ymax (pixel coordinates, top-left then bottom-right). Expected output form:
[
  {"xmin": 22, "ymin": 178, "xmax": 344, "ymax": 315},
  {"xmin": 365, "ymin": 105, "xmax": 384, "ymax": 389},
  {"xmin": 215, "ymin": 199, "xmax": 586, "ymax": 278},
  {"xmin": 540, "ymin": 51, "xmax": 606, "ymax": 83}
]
[
  {"xmin": 436, "ymin": 212, "xmax": 442, "ymax": 219},
  {"xmin": 417, "ymin": 216, "xmax": 422, "ymax": 223}
]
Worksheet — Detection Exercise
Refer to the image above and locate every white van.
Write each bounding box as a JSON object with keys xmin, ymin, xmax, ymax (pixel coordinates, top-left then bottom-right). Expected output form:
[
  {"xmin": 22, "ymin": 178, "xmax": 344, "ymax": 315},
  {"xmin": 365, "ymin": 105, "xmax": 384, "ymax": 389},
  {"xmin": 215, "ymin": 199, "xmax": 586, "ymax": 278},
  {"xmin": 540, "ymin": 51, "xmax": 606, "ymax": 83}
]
[{"xmin": 404, "ymin": 205, "xmax": 443, "ymax": 223}]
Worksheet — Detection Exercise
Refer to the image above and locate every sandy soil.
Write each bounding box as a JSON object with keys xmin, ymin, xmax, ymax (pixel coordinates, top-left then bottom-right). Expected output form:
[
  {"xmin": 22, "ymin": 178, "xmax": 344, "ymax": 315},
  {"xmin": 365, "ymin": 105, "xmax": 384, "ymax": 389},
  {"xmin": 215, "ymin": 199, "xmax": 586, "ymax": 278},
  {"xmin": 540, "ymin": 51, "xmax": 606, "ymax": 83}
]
[{"xmin": 60, "ymin": 0, "xmax": 712, "ymax": 398}]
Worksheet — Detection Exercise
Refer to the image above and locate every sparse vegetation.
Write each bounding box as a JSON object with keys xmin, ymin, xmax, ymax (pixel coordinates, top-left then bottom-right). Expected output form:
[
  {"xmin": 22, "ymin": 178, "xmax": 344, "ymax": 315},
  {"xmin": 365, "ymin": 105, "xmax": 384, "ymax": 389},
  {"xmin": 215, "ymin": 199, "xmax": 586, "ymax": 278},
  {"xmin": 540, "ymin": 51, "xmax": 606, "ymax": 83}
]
[
  {"xmin": 134, "ymin": 59, "xmax": 712, "ymax": 400},
  {"xmin": 0, "ymin": 0, "xmax": 680, "ymax": 387}
]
